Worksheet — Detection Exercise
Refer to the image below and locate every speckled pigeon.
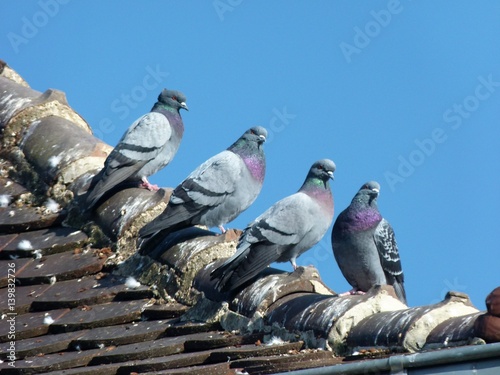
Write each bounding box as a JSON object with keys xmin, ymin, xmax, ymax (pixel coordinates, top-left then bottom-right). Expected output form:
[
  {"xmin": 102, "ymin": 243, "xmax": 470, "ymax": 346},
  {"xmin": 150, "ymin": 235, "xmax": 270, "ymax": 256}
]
[
  {"xmin": 331, "ymin": 181, "xmax": 407, "ymax": 304},
  {"xmin": 211, "ymin": 159, "xmax": 336, "ymax": 293},
  {"xmin": 138, "ymin": 126, "xmax": 267, "ymax": 251},
  {"xmin": 85, "ymin": 89, "xmax": 188, "ymax": 209}
]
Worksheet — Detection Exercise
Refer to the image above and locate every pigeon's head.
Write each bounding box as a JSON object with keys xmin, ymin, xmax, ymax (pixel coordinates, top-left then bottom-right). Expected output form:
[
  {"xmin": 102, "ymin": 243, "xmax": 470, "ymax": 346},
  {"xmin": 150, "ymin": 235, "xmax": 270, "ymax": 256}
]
[
  {"xmin": 310, "ymin": 159, "xmax": 336, "ymax": 182},
  {"xmin": 358, "ymin": 181, "xmax": 380, "ymax": 205},
  {"xmin": 229, "ymin": 126, "xmax": 267, "ymax": 156},
  {"xmin": 158, "ymin": 89, "xmax": 188, "ymax": 111},
  {"xmin": 242, "ymin": 126, "xmax": 267, "ymax": 146},
  {"xmin": 360, "ymin": 181, "xmax": 380, "ymax": 194}
]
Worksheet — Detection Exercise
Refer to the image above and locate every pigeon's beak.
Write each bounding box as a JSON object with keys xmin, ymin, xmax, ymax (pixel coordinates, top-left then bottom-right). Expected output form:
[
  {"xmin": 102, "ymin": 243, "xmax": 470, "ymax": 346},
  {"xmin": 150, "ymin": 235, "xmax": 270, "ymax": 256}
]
[
  {"xmin": 372, "ymin": 188, "xmax": 380, "ymax": 194},
  {"xmin": 327, "ymin": 171, "xmax": 334, "ymax": 180},
  {"xmin": 258, "ymin": 135, "xmax": 266, "ymax": 143},
  {"xmin": 180, "ymin": 102, "xmax": 189, "ymax": 111}
]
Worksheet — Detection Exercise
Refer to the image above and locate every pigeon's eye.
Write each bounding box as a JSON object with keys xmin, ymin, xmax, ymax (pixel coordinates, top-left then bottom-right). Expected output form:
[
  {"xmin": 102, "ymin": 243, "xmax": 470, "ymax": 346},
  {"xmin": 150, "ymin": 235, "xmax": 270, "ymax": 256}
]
[
  {"xmin": 318, "ymin": 165, "xmax": 323, "ymax": 170},
  {"xmin": 250, "ymin": 130, "xmax": 256, "ymax": 135},
  {"xmin": 172, "ymin": 96, "xmax": 177, "ymax": 101}
]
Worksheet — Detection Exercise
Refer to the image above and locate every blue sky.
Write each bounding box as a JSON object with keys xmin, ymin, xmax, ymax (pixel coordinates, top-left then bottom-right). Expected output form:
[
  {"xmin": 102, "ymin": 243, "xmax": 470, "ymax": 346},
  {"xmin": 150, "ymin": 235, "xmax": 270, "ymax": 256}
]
[{"xmin": 2, "ymin": 1, "xmax": 499, "ymax": 308}]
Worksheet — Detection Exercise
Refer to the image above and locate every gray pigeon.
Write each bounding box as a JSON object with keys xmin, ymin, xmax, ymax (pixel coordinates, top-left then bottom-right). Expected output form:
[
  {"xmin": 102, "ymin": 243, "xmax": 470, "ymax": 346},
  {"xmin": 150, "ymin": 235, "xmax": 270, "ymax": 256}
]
[
  {"xmin": 139, "ymin": 126, "xmax": 267, "ymax": 251},
  {"xmin": 85, "ymin": 89, "xmax": 188, "ymax": 209},
  {"xmin": 211, "ymin": 159, "xmax": 336, "ymax": 293},
  {"xmin": 331, "ymin": 181, "xmax": 407, "ymax": 304}
]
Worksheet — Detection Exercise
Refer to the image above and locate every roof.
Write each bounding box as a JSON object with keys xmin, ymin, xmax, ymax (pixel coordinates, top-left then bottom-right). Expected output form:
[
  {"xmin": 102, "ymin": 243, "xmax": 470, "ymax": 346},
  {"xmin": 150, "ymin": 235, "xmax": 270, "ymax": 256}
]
[{"xmin": 1, "ymin": 59, "xmax": 500, "ymax": 374}]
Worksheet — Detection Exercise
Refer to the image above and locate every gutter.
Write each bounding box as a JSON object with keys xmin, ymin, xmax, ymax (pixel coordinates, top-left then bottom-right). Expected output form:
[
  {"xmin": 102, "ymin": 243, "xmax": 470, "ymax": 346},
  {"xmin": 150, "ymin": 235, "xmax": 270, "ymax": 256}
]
[{"xmin": 275, "ymin": 342, "xmax": 500, "ymax": 375}]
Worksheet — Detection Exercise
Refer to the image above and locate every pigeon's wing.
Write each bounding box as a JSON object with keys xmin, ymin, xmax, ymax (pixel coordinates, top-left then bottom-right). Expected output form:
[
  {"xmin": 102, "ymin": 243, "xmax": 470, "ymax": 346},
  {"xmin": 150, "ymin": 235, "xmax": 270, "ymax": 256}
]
[
  {"xmin": 374, "ymin": 218, "xmax": 407, "ymax": 304},
  {"xmin": 139, "ymin": 151, "xmax": 241, "ymax": 237},
  {"xmin": 243, "ymin": 193, "xmax": 310, "ymax": 247},
  {"xmin": 211, "ymin": 193, "xmax": 312, "ymax": 291},
  {"xmin": 113, "ymin": 112, "xmax": 172, "ymax": 165},
  {"xmin": 173, "ymin": 151, "xmax": 242, "ymax": 207},
  {"xmin": 86, "ymin": 113, "xmax": 171, "ymax": 208}
]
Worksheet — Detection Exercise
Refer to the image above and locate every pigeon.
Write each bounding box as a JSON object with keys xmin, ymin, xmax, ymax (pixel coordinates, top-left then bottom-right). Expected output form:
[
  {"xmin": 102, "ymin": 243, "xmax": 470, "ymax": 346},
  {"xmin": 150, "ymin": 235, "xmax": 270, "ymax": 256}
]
[
  {"xmin": 85, "ymin": 89, "xmax": 188, "ymax": 209},
  {"xmin": 331, "ymin": 181, "xmax": 407, "ymax": 304},
  {"xmin": 138, "ymin": 126, "xmax": 267, "ymax": 252},
  {"xmin": 211, "ymin": 159, "xmax": 336, "ymax": 293}
]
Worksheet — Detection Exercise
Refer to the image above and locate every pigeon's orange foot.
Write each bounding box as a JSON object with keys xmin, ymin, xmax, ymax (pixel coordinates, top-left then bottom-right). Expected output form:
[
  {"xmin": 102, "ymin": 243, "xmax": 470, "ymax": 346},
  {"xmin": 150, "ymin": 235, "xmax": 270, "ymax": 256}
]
[
  {"xmin": 338, "ymin": 288, "xmax": 366, "ymax": 297},
  {"xmin": 140, "ymin": 178, "xmax": 160, "ymax": 191}
]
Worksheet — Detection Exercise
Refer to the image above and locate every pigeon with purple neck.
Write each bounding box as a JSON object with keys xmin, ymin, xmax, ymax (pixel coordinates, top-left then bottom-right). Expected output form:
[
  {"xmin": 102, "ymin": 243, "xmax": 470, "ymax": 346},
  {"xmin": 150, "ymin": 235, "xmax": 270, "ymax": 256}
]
[
  {"xmin": 85, "ymin": 89, "xmax": 188, "ymax": 209},
  {"xmin": 331, "ymin": 181, "xmax": 407, "ymax": 304},
  {"xmin": 211, "ymin": 159, "xmax": 336, "ymax": 293},
  {"xmin": 139, "ymin": 126, "xmax": 267, "ymax": 253}
]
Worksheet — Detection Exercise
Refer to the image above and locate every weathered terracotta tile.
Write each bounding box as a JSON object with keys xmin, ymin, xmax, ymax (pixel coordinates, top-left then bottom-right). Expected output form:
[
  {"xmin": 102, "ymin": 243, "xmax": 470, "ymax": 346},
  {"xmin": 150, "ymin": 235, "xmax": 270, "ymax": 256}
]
[
  {"xmin": 0, "ymin": 207, "xmax": 62, "ymax": 234},
  {"xmin": 231, "ymin": 266, "xmax": 335, "ymax": 317},
  {"xmin": 21, "ymin": 116, "xmax": 98, "ymax": 184},
  {"xmin": 0, "ymin": 309, "xmax": 70, "ymax": 343},
  {"xmin": 266, "ymin": 292, "xmax": 339, "ymax": 334},
  {"xmin": 208, "ymin": 341, "xmax": 304, "ymax": 362},
  {"xmin": 0, "ymin": 177, "xmax": 28, "ymax": 198},
  {"xmin": 0, "ymin": 258, "xmax": 34, "ymax": 288},
  {"xmin": 158, "ymin": 229, "xmax": 238, "ymax": 272},
  {"xmin": 183, "ymin": 331, "xmax": 263, "ymax": 352},
  {"xmin": 486, "ymin": 287, "xmax": 500, "ymax": 317},
  {"xmin": 231, "ymin": 350, "xmax": 341, "ymax": 375},
  {"xmin": 37, "ymin": 363, "xmax": 120, "ymax": 375},
  {"xmin": 346, "ymin": 291, "xmax": 479, "ymax": 352},
  {"xmin": 1, "ymin": 227, "xmax": 88, "ymax": 258},
  {"xmin": 113, "ymin": 284, "xmax": 153, "ymax": 302},
  {"xmin": 0, "ymin": 283, "xmax": 53, "ymax": 314},
  {"xmin": 114, "ymin": 350, "xmax": 213, "ymax": 374},
  {"xmin": 88, "ymin": 335, "xmax": 186, "ymax": 364},
  {"xmin": 0, "ymin": 233, "xmax": 17, "ymax": 252},
  {"xmin": 15, "ymin": 249, "xmax": 106, "ymax": 286},
  {"xmin": 143, "ymin": 362, "xmax": 233, "ymax": 375},
  {"xmin": 94, "ymin": 187, "xmax": 171, "ymax": 240},
  {"xmin": 2, "ymin": 347, "xmax": 106, "ymax": 375},
  {"xmin": 49, "ymin": 300, "xmax": 150, "ymax": 333},
  {"xmin": 163, "ymin": 321, "xmax": 222, "ymax": 336},
  {"xmin": 0, "ymin": 75, "xmax": 40, "ymax": 130},
  {"xmin": 74, "ymin": 320, "xmax": 174, "ymax": 349},
  {"xmin": 30, "ymin": 275, "xmax": 150, "ymax": 311},
  {"xmin": 141, "ymin": 303, "xmax": 189, "ymax": 320},
  {"xmin": 474, "ymin": 313, "xmax": 500, "ymax": 343},
  {"xmin": 0, "ymin": 330, "xmax": 88, "ymax": 360},
  {"xmin": 30, "ymin": 276, "xmax": 119, "ymax": 311},
  {"xmin": 36, "ymin": 363, "xmax": 120, "ymax": 375},
  {"xmin": 425, "ymin": 312, "xmax": 483, "ymax": 348}
]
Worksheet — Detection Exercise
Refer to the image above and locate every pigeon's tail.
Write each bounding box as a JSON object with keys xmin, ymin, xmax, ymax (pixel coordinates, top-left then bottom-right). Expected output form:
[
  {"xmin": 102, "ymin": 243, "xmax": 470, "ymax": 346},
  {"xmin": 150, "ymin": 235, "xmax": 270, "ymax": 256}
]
[
  {"xmin": 211, "ymin": 242, "xmax": 279, "ymax": 293},
  {"xmin": 210, "ymin": 243, "xmax": 251, "ymax": 292},
  {"xmin": 139, "ymin": 198, "xmax": 199, "ymax": 239},
  {"xmin": 139, "ymin": 220, "xmax": 164, "ymax": 239},
  {"xmin": 85, "ymin": 168, "xmax": 137, "ymax": 211},
  {"xmin": 392, "ymin": 279, "xmax": 407, "ymax": 305},
  {"xmin": 137, "ymin": 228, "xmax": 171, "ymax": 255},
  {"xmin": 84, "ymin": 169, "xmax": 106, "ymax": 210},
  {"xmin": 138, "ymin": 205, "xmax": 201, "ymax": 255},
  {"xmin": 85, "ymin": 157, "xmax": 148, "ymax": 211},
  {"xmin": 137, "ymin": 232, "xmax": 156, "ymax": 255}
]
